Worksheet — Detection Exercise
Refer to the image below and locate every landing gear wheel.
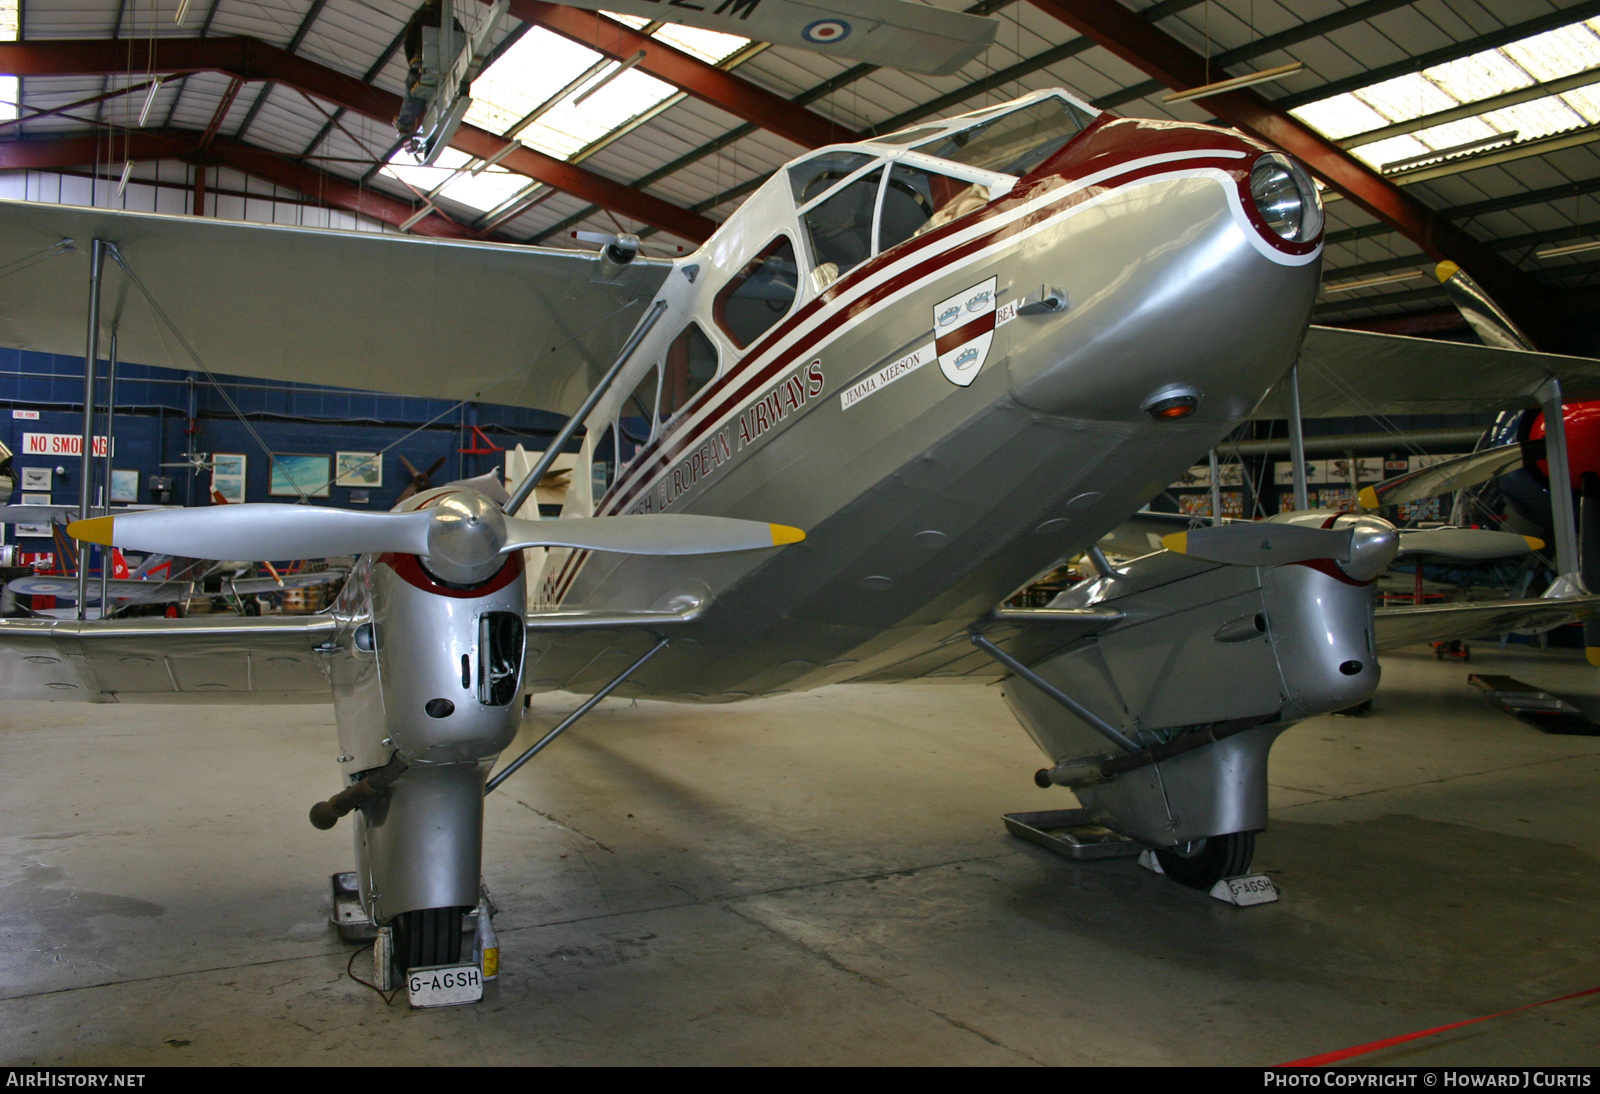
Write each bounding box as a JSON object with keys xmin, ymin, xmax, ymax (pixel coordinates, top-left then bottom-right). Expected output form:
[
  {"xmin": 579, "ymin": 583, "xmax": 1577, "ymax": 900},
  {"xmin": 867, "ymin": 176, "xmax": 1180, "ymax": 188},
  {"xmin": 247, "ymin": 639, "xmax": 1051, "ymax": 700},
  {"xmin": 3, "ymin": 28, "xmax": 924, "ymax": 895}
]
[
  {"xmin": 391, "ymin": 907, "xmax": 468, "ymax": 978},
  {"xmin": 1154, "ymin": 831, "xmax": 1255, "ymax": 889}
]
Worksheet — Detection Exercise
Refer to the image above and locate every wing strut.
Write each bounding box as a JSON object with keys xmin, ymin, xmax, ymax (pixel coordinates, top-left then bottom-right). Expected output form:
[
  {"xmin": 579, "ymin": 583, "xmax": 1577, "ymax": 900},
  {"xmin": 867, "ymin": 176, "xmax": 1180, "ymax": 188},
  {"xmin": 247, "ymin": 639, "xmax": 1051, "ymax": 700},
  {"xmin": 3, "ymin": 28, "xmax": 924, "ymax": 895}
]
[
  {"xmin": 967, "ymin": 629, "xmax": 1139, "ymax": 753},
  {"xmin": 1540, "ymin": 377, "xmax": 1585, "ymax": 590},
  {"xmin": 503, "ymin": 297, "xmax": 667, "ymax": 517},
  {"xmin": 483, "ymin": 635, "xmax": 670, "ymax": 794},
  {"xmin": 75, "ymin": 238, "xmax": 105, "ymax": 619},
  {"xmin": 1285, "ymin": 360, "xmax": 1310, "ymax": 511}
]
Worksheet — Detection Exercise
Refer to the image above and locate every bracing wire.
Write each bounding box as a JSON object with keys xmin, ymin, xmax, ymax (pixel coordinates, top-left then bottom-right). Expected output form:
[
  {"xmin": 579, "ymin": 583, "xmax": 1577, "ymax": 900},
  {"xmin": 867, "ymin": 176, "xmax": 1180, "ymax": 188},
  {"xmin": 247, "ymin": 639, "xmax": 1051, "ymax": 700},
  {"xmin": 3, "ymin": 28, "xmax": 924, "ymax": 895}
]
[{"xmin": 105, "ymin": 237, "xmax": 641, "ymax": 501}]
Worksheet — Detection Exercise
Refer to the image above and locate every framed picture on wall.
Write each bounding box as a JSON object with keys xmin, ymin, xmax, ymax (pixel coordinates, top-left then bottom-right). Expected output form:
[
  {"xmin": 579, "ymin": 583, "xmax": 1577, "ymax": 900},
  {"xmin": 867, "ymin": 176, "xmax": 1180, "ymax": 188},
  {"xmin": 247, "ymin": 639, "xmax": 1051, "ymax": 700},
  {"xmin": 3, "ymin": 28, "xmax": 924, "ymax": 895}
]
[
  {"xmin": 335, "ymin": 451, "xmax": 382, "ymax": 488},
  {"xmin": 110, "ymin": 469, "xmax": 139, "ymax": 504},
  {"xmin": 20, "ymin": 467, "xmax": 51, "ymax": 491},
  {"xmin": 211, "ymin": 453, "xmax": 247, "ymax": 504},
  {"xmin": 269, "ymin": 454, "xmax": 331, "ymax": 499},
  {"xmin": 16, "ymin": 492, "xmax": 51, "ymax": 538}
]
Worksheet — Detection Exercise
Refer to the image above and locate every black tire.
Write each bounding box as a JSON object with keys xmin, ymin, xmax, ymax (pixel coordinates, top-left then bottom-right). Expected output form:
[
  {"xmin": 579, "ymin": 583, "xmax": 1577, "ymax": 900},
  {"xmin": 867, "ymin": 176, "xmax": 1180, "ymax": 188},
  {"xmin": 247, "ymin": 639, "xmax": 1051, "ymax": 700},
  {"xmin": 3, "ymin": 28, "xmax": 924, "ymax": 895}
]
[
  {"xmin": 1154, "ymin": 831, "xmax": 1255, "ymax": 889},
  {"xmin": 391, "ymin": 906, "xmax": 468, "ymax": 977}
]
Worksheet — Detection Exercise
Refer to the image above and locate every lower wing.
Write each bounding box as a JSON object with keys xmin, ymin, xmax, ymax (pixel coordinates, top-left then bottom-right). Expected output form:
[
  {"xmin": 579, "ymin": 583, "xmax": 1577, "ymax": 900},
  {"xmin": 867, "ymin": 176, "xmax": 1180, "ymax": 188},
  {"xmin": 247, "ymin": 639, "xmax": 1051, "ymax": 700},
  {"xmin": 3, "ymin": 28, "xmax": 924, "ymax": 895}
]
[{"xmin": 1375, "ymin": 596, "xmax": 1600, "ymax": 651}]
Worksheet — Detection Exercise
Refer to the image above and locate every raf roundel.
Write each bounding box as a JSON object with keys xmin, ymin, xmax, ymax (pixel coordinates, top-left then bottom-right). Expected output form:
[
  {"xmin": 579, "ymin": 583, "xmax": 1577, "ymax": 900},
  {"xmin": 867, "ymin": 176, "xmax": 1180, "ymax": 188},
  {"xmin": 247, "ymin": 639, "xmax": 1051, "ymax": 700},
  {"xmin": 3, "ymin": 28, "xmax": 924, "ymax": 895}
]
[{"xmin": 801, "ymin": 19, "xmax": 851, "ymax": 45}]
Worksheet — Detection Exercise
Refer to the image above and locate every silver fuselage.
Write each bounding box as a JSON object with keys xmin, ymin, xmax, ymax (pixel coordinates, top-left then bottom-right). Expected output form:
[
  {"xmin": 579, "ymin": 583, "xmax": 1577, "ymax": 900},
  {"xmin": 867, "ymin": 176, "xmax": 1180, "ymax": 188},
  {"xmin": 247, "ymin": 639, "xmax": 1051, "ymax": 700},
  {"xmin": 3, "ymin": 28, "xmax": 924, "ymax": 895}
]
[{"xmin": 530, "ymin": 114, "xmax": 1321, "ymax": 701}]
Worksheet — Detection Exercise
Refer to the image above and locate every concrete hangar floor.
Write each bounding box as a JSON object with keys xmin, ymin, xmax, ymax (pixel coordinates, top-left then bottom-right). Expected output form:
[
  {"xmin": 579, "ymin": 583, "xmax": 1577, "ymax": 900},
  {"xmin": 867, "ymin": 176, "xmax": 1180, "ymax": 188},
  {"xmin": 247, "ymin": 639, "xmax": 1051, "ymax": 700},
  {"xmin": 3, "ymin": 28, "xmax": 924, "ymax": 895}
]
[{"xmin": 0, "ymin": 645, "xmax": 1597, "ymax": 1067}]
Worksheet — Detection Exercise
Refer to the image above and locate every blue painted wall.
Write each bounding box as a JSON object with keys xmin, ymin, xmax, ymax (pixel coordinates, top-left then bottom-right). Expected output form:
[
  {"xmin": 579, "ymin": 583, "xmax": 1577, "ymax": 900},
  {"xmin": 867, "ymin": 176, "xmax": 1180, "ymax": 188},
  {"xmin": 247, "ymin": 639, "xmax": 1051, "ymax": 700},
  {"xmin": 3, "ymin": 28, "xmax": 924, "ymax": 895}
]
[{"xmin": 0, "ymin": 347, "xmax": 572, "ymax": 518}]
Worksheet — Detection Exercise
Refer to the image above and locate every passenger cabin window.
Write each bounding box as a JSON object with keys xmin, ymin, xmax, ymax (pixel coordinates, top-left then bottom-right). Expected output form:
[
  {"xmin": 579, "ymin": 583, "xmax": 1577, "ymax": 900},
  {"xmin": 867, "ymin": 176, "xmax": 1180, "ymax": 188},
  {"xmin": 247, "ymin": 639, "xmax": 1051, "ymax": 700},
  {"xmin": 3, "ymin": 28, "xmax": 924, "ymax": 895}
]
[
  {"xmin": 878, "ymin": 164, "xmax": 985, "ymax": 251},
  {"xmin": 617, "ymin": 367, "xmax": 658, "ymax": 464},
  {"xmin": 715, "ymin": 236, "xmax": 800, "ymax": 349},
  {"xmin": 803, "ymin": 167, "xmax": 883, "ymax": 279},
  {"xmin": 788, "ymin": 151, "xmax": 876, "ymax": 204},
  {"xmin": 914, "ymin": 98, "xmax": 1093, "ymax": 178},
  {"xmin": 659, "ymin": 323, "xmax": 718, "ymax": 422},
  {"xmin": 592, "ymin": 424, "xmax": 617, "ymax": 496}
]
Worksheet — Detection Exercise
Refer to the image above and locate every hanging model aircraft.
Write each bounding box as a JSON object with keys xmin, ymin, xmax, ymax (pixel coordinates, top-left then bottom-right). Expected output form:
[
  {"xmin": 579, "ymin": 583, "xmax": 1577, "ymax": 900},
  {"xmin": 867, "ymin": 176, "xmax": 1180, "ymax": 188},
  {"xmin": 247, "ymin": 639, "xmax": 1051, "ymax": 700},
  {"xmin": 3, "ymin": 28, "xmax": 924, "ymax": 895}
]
[{"xmin": 6, "ymin": 88, "xmax": 1600, "ymax": 997}]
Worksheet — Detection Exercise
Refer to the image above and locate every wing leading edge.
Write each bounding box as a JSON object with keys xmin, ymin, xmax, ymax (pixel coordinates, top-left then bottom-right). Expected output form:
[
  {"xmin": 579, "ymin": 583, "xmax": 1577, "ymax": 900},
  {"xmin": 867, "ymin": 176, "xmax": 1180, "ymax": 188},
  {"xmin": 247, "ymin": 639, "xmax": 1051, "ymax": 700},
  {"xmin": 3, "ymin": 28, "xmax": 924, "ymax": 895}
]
[
  {"xmin": 0, "ymin": 200, "xmax": 672, "ymax": 416},
  {"xmin": 1256, "ymin": 326, "xmax": 1600, "ymax": 419}
]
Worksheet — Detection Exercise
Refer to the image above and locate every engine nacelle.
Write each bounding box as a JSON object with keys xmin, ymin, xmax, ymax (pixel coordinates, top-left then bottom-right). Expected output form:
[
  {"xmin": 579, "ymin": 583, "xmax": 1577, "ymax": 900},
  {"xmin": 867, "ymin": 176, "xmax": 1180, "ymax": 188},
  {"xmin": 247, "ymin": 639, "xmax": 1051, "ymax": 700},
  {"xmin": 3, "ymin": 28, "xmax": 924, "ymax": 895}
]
[
  {"xmin": 329, "ymin": 549, "xmax": 527, "ymax": 925},
  {"xmin": 1003, "ymin": 550, "xmax": 1377, "ymax": 846}
]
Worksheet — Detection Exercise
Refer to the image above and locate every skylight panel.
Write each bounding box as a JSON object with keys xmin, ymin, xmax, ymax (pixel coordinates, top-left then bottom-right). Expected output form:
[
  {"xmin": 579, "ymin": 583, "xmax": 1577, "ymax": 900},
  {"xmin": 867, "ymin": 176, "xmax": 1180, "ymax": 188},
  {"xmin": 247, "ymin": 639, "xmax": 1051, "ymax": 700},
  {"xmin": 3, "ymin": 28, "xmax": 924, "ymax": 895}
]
[
  {"xmin": 382, "ymin": 147, "xmax": 528, "ymax": 214},
  {"xmin": 1424, "ymin": 50, "xmax": 1533, "ymax": 103},
  {"xmin": 465, "ymin": 27, "xmax": 605, "ymax": 138},
  {"xmin": 1352, "ymin": 72, "xmax": 1455, "ymax": 123},
  {"xmin": 650, "ymin": 23, "xmax": 748, "ymax": 63},
  {"xmin": 599, "ymin": 11, "xmax": 747, "ymax": 61},
  {"xmin": 1349, "ymin": 134, "xmax": 1428, "ymax": 170},
  {"xmin": 1502, "ymin": 23, "xmax": 1600, "ymax": 82},
  {"xmin": 1293, "ymin": 14, "xmax": 1600, "ymax": 173},
  {"xmin": 1289, "ymin": 93, "xmax": 1387, "ymax": 139},
  {"xmin": 1558, "ymin": 85, "xmax": 1600, "ymax": 125},
  {"xmin": 529, "ymin": 68, "xmax": 677, "ymax": 158},
  {"xmin": 1404, "ymin": 116, "xmax": 1499, "ymax": 150},
  {"xmin": 1479, "ymin": 97, "xmax": 1587, "ymax": 141}
]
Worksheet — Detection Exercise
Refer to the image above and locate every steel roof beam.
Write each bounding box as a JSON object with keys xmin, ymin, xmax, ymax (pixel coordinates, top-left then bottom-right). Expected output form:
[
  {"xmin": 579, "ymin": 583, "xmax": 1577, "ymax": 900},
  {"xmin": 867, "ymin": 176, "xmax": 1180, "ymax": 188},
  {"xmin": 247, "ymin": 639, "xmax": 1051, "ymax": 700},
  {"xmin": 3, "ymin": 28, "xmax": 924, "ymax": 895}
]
[
  {"xmin": 1093, "ymin": 0, "xmax": 1419, "ymax": 111},
  {"xmin": 1327, "ymin": 176, "xmax": 1600, "ymax": 249},
  {"xmin": 511, "ymin": 1, "xmax": 861, "ymax": 150},
  {"xmin": 1324, "ymin": 217, "xmax": 1600, "ymax": 285},
  {"xmin": 234, "ymin": 0, "xmax": 328, "ymax": 144},
  {"xmin": 0, "ymin": 37, "xmax": 717, "ymax": 242},
  {"xmin": 0, "ymin": 131, "xmax": 477, "ymax": 239},
  {"xmin": 1027, "ymin": 0, "xmax": 1544, "ymax": 330}
]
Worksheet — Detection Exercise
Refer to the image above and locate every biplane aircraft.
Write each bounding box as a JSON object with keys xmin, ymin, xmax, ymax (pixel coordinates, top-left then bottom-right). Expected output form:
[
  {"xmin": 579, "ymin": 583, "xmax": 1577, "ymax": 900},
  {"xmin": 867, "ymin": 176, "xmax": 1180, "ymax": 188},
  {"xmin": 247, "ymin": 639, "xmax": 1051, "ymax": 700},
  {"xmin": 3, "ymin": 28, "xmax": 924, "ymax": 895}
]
[{"xmin": 5, "ymin": 80, "xmax": 1600, "ymax": 996}]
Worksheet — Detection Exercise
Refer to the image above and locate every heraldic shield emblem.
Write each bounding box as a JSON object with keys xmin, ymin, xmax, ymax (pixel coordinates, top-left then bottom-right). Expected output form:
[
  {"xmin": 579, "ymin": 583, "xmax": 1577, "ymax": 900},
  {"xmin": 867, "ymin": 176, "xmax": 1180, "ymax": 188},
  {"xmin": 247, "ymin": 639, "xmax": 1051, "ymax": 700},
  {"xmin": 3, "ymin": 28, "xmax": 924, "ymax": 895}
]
[{"xmin": 934, "ymin": 276, "xmax": 998, "ymax": 387}]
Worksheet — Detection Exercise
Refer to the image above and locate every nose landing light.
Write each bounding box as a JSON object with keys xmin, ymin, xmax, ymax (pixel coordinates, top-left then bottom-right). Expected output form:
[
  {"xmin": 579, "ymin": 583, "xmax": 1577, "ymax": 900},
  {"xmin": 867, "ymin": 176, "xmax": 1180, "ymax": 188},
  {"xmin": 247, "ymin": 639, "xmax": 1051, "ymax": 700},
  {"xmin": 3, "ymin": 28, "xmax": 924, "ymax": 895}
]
[{"xmin": 1142, "ymin": 385, "xmax": 1202, "ymax": 421}]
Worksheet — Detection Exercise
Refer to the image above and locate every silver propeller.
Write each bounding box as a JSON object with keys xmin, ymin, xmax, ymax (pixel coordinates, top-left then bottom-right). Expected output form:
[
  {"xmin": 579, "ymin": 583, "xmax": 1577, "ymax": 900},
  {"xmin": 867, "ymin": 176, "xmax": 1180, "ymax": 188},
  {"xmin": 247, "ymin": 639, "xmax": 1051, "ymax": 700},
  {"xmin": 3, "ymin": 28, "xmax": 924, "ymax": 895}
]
[
  {"xmin": 1394, "ymin": 527, "xmax": 1542, "ymax": 561},
  {"xmin": 1162, "ymin": 513, "xmax": 1401, "ymax": 581},
  {"xmin": 1161, "ymin": 523, "xmax": 1353, "ymax": 566},
  {"xmin": 68, "ymin": 492, "xmax": 804, "ymax": 584}
]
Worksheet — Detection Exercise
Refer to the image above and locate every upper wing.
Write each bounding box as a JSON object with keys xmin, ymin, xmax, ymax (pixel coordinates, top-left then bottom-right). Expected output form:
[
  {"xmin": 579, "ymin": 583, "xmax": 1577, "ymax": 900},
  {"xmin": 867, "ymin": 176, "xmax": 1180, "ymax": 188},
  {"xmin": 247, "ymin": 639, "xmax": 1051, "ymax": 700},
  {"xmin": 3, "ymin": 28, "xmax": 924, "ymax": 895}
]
[
  {"xmin": 1253, "ymin": 326, "xmax": 1600, "ymax": 418},
  {"xmin": 546, "ymin": 0, "xmax": 998, "ymax": 77},
  {"xmin": 1375, "ymin": 596, "xmax": 1600, "ymax": 651},
  {"xmin": 0, "ymin": 615, "xmax": 336, "ymax": 702},
  {"xmin": 0, "ymin": 200, "xmax": 671, "ymax": 415}
]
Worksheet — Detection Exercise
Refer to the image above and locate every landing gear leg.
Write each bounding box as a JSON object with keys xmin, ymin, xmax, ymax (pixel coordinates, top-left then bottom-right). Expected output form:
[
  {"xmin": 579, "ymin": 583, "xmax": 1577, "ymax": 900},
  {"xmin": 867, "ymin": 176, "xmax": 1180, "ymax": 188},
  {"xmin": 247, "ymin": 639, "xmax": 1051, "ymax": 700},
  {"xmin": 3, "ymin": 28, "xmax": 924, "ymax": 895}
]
[
  {"xmin": 391, "ymin": 906, "xmax": 469, "ymax": 980},
  {"xmin": 1154, "ymin": 831, "xmax": 1256, "ymax": 889}
]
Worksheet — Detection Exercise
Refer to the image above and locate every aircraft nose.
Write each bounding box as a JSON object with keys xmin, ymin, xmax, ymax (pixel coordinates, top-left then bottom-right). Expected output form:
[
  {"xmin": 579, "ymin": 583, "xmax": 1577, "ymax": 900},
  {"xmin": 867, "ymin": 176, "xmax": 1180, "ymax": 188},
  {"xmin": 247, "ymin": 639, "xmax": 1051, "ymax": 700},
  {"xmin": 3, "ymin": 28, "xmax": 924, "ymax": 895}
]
[{"xmin": 1004, "ymin": 161, "xmax": 1321, "ymax": 425}]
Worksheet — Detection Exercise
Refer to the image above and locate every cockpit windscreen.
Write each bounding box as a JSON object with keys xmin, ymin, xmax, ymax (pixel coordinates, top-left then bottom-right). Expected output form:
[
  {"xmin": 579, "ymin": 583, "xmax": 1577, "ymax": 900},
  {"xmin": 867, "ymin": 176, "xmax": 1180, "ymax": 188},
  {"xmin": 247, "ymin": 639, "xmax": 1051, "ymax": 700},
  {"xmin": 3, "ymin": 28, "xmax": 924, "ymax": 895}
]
[{"xmin": 914, "ymin": 97, "xmax": 1095, "ymax": 178}]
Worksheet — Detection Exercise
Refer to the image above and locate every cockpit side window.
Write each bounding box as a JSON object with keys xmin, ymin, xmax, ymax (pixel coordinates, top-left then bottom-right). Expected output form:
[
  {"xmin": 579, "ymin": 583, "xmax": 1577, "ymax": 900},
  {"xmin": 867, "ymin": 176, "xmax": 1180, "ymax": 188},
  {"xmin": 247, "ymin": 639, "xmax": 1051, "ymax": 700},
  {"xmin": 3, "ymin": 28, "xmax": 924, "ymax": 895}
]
[
  {"xmin": 913, "ymin": 97, "xmax": 1093, "ymax": 177},
  {"xmin": 592, "ymin": 422, "xmax": 617, "ymax": 497},
  {"xmin": 714, "ymin": 235, "xmax": 800, "ymax": 350},
  {"xmin": 659, "ymin": 323, "xmax": 719, "ymax": 423},
  {"xmin": 803, "ymin": 166, "xmax": 883, "ymax": 281},
  {"xmin": 617, "ymin": 366, "xmax": 659, "ymax": 465},
  {"xmin": 788, "ymin": 151, "xmax": 876, "ymax": 205},
  {"xmin": 878, "ymin": 164, "xmax": 986, "ymax": 251}
]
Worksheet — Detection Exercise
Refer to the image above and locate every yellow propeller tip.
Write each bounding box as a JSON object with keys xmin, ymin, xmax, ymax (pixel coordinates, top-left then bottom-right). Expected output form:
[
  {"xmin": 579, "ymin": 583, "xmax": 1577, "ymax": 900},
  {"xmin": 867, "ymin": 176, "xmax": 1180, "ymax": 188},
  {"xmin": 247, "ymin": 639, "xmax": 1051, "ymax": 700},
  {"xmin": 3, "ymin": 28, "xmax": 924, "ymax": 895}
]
[
  {"xmin": 1523, "ymin": 536, "xmax": 1546, "ymax": 551},
  {"xmin": 66, "ymin": 515, "xmax": 114, "ymax": 545},
  {"xmin": 1161, "ymin": 531, "xmax": 1188, "ymax": 554},
  {"xmin": 1435, "ymin": 260, "xmax": 1461, "ymax": 283},
  {"xmin": 1357, "ymin": 486, "xmax": 1381, "ymax": 510},
  {"xmin": 770, "ymin": 524, "xmax": 806, "ymax": 546},
  {"xmin": 1587, "ymin": 646, "xmax": 1600, "ymax": 668}
]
